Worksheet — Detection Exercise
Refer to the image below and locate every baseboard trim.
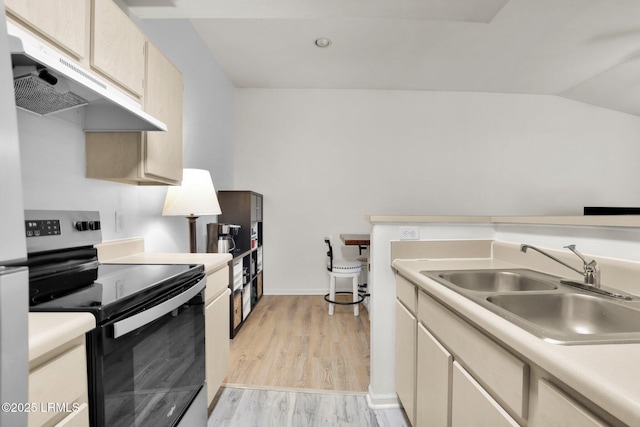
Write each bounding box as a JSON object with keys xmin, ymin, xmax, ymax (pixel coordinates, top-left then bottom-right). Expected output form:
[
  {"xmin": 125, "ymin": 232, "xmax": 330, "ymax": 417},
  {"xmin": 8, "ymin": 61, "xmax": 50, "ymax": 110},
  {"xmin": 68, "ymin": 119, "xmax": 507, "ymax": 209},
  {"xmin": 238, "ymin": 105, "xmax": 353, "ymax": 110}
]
[{"xmin": 366, "ymin": 385, "xmax": 401, "ymax": 409}]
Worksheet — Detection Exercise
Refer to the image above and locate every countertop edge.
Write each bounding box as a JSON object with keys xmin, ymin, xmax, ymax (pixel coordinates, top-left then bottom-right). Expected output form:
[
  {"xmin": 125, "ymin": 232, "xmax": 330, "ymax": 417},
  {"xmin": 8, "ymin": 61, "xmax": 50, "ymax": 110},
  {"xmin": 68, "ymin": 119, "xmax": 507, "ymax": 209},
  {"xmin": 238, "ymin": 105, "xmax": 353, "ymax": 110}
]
[
  {"xmin": 29, "ymin": 312, "xmax": 95, "ymax": 362},
  {"xmin": 368, "ymin": 214, "xmax": 640, "ymax": 227}
]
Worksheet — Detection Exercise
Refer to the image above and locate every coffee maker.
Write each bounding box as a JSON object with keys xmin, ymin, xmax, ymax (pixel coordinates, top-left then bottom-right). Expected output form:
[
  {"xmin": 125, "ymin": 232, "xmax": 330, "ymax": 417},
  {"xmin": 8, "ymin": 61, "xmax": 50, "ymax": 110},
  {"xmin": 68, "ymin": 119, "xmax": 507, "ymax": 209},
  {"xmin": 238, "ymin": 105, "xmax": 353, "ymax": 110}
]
[{"xmin": 207, "ymin": 223, "xmax": 240, "ymax": 253}]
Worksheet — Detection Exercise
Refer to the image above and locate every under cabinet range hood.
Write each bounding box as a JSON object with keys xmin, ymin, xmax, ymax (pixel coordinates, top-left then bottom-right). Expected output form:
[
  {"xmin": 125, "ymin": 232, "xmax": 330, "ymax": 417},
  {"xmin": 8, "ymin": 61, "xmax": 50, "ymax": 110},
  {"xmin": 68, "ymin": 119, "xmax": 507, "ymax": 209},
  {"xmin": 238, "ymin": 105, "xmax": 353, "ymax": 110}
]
[{"xmin": 7, "ymin": 22, "xmax": 167, "ymax": 132}]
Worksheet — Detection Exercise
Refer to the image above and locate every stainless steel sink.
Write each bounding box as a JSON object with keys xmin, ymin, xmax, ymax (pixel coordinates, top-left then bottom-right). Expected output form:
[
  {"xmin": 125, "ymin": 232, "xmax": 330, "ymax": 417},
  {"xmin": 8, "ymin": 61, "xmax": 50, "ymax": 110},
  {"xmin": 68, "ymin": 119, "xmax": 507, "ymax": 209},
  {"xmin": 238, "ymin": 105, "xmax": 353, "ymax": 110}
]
[
  {"xmin": 437, "ymin": 270, "xmax": 557, "ymax": 292},
  {"xmin": 420, "ymin": 268, "xmax": 640, "ymax": 344},
  {"xmin": 486, "ymin": 293, "xmax": 640, "ymax": 344}
]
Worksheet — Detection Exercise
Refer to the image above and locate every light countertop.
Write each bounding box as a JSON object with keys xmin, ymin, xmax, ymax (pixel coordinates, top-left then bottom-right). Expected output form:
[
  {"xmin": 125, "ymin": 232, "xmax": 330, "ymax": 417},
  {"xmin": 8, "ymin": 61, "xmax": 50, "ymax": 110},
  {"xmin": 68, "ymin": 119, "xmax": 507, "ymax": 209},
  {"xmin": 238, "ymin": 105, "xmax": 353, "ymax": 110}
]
[
  {"xmin": 29, "ymin": 313, "xmax": 95, "ymax": 363},
  {"xmin": 393, "ymin": 258, "xmax": 640, "ymax": 427},
  {"xmin": 102, "ymin": 252, "xmax": 232, "ymax": 275}
]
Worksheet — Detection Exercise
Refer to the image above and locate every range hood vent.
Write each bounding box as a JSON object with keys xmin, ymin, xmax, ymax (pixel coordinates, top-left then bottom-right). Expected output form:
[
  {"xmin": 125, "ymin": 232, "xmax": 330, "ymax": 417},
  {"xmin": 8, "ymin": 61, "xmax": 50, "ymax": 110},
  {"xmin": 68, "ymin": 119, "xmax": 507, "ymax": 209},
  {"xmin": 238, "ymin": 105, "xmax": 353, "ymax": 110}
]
[
  {"xmin": 14, "ymin": 67, "xmax": 89, "ymax": 115},
  {"xmin": 7, "ymin": 22, "xmax": 167, "ymax": 132}
]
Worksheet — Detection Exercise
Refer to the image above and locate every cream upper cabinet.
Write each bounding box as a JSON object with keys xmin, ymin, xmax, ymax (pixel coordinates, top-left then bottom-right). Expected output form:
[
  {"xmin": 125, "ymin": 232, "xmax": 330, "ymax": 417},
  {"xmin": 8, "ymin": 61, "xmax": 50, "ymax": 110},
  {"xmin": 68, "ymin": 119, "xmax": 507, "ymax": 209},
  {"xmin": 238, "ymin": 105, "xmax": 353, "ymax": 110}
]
[
  {"xmin": 143, "ymin": 41, "xmax": 183, "ymax": 183},
  {"xmin": 85, "ymin": 41, "xmax": 183, "ymax": 185},
  {"xmin": 5, "ymin": 0, "xmax": 88, "ymax": 60},
  {"xmin": 91, "ymin": 0, "xmax": 145, "ymax": 98}
]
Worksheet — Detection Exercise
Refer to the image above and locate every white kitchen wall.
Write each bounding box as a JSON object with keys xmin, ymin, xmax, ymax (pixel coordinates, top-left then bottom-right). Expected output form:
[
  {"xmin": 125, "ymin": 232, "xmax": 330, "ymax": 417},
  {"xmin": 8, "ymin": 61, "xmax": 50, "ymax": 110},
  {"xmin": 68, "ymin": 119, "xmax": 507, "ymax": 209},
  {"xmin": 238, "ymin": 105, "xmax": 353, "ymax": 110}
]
[
  {"xmin": 234, "ymin": 89, "xmax": 640, "ymax": 295},
  {"xmin": 19, "ymin": 19, "xmax": 235, "ymax": 254}
]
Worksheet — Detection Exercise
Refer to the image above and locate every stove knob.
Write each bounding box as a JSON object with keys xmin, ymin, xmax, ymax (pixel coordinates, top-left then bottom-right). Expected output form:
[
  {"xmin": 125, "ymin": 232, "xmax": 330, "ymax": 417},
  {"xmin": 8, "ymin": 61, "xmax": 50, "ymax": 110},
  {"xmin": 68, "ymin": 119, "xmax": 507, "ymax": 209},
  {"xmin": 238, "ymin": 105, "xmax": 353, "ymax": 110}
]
[
  {"xmin": 89, "ymin": 221, "xmax": 101, "ymax": 231},
  {"xmin": 75, "ymin": 221, "xmax": 89, "ymax": 231}
]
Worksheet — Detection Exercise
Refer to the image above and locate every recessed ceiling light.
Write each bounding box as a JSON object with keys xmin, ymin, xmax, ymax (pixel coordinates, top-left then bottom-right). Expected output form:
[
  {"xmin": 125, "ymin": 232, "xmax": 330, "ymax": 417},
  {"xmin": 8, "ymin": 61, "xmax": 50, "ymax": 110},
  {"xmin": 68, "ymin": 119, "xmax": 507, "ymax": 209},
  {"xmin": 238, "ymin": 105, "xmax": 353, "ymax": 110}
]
[{"xmin": 314, "ymin": 38, "xmax": 332, "ymax": 48}]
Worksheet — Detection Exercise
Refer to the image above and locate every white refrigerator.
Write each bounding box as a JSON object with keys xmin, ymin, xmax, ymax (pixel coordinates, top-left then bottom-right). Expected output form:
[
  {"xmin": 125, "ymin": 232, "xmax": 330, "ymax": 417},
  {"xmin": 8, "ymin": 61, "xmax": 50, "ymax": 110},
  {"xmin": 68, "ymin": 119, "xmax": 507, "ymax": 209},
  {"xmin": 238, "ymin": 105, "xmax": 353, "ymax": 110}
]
[{"xmin": 0, "ymin": 2, "xmax": 29, "ymax": 426}]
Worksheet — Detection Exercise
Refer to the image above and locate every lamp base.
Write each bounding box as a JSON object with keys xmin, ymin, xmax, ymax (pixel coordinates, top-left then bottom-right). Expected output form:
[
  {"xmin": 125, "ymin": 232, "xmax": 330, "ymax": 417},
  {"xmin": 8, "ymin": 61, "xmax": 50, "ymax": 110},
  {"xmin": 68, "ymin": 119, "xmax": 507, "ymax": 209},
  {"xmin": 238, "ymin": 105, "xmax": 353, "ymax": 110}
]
[{"xmin": 187, "ymin": 216, "xmax": 199, "ymax": 253}]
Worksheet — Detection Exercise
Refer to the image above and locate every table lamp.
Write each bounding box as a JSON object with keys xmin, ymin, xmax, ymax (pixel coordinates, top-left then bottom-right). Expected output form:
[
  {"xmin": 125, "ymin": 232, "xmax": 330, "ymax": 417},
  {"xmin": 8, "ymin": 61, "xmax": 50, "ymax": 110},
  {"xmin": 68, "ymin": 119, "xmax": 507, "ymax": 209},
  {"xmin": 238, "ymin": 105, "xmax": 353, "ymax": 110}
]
[{"xmin": 162, "ymin": 168, "xmax": 222, "ymax": 253}]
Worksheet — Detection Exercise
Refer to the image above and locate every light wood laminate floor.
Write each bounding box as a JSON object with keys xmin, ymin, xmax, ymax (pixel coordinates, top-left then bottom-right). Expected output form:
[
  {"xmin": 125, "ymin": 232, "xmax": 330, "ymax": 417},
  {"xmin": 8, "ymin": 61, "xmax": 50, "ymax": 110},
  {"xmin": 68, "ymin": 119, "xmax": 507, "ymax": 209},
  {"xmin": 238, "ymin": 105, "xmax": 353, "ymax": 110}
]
[
  {"xmin": 224, "ymin": 295, "xmax": 370, "ymax": 392},
  {"xmin": 209, "ymin": 386, "xmax": 408, "ymax": 427}
]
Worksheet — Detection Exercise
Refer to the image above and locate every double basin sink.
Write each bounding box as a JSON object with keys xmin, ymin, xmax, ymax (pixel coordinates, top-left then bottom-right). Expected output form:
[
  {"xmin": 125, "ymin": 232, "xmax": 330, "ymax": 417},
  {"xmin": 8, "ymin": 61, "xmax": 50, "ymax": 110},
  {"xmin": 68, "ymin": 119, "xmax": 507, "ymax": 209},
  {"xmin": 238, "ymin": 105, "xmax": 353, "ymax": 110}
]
[{"xmin": 421, "ymin": 269, "xmax": 640, "ymax": 345}]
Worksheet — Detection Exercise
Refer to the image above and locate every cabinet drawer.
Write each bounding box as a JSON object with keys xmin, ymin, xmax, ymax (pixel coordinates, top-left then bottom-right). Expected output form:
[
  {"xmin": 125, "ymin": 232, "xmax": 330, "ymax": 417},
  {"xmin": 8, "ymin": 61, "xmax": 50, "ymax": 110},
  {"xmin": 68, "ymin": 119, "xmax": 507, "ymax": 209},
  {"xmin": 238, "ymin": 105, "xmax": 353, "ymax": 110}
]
[
  {"xmin": 55, "ymin": 402, "xmax": 88, "ymax": 427},
  {"xmin": 396, "ymin": 274, "xmax": 417, "ymax": 313},
  {"xmin": 536, "ymin": 380, "xmax": 606, "ymax": 427},
  {"xmin": 205, "ymin": 266, "xmax": 229, "ymax": 304},
  {"xmin": 418, "ymin": 290, "xmax": 528, "ymax": 419},
  {"xmin": 29, "ymin": 345, "xmax": 87, "ymax": 427},
  {"xmin": 452, "ymin": 362, "xmax": 520, "ymax": 427}
]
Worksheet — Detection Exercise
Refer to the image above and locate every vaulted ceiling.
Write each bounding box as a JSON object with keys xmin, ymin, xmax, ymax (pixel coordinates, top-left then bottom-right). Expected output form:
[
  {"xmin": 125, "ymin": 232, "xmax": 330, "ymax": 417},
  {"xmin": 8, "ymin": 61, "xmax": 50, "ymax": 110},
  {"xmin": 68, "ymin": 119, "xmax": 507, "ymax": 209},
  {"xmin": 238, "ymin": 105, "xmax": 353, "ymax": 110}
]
[{"xmin": 123, "ymin": 0, "xmax": 640, "ymax": 115}]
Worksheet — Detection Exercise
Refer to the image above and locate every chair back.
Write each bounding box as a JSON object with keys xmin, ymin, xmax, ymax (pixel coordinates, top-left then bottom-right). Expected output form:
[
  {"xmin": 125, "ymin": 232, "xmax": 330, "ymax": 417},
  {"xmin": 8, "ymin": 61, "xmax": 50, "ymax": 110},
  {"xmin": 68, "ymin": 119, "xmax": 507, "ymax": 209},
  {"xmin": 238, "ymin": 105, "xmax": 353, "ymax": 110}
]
[{"xmin": 324, "ymin": 236, "xmax": 334, "ymax": 272}]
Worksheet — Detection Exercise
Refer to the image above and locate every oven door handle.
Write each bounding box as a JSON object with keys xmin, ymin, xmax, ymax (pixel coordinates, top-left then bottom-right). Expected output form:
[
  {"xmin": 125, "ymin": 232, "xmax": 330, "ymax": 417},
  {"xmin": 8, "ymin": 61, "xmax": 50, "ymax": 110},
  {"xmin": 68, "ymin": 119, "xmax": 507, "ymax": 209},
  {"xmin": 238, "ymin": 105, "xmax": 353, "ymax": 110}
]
[{"xmin": 112, "ymin": 276, "xmax": 206, "ymax": 339}]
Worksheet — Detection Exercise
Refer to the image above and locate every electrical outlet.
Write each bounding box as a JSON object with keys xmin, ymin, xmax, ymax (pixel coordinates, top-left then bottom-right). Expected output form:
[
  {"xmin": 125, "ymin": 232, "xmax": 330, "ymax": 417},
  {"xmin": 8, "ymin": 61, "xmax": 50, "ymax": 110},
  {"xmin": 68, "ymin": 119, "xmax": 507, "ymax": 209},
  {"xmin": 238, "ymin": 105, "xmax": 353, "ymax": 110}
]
[
  {"xmin": 399, "ymin": 226, "xmax": 420, "ymax": 240},
  {"xmin": 115, "ymin": 211, "xmax": 125, "ymax": 232}
]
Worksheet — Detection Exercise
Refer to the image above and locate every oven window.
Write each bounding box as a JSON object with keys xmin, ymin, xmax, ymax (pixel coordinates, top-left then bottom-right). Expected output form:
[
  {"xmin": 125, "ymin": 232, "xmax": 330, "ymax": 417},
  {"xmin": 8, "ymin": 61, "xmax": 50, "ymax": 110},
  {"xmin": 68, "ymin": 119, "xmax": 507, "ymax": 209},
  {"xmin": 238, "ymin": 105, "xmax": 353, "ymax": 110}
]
[{"xmin": 92, "ymin": 297, "xmax": 205, "ymax": 427}]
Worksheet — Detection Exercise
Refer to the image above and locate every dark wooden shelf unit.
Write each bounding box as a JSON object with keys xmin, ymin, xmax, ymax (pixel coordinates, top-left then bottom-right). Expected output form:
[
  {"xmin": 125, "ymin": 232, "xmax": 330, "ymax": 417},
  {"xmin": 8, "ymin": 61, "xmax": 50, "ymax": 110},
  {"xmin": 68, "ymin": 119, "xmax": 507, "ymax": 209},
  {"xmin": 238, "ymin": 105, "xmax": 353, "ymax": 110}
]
[{"xmin": 218, "ymin": 191, "xmax": 263, "ymax": 338}]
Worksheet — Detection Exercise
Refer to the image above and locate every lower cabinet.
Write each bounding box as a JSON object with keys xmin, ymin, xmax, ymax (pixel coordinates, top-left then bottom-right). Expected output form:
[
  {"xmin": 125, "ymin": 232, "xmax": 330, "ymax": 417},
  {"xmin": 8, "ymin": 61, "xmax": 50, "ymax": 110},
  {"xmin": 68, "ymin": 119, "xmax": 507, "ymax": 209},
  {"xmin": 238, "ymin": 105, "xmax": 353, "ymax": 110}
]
[
  {"xmin": 536, "ymin": 380, "xmax": 607, "ymax": 427},
  {"xmin": 416, "ymin": 323, "xmax": 451, "ymax": 427},
  {"xmin": 204, "ymin": 267, "xmax": 230, "ymax": 409},
  {"xmin": 395, "ymin": 300, "xmax": 416, "ymax": 426},
  {"xmin": 451, "ymin": 362, "xmax": 519, "ymax": 427},
  {"xmin": 205, "ymin": 290, "xmax": 230, "ymax": 407},
  {"xmin": 28, "ymin": 338, "xmax": 89, "ymax": 427},
  {"xmin": 396, "ymin": 273, "xmax": 616, "ymax": 427}
]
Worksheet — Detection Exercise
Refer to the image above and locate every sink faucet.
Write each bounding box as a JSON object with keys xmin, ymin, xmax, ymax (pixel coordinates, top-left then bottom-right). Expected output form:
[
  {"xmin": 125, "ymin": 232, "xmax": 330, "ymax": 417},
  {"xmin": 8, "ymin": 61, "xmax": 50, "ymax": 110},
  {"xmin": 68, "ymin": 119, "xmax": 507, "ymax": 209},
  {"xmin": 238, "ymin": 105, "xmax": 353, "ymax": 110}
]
[{"xmin": 520, "ymin": 244, "xmax": 601, "ymax": 288}]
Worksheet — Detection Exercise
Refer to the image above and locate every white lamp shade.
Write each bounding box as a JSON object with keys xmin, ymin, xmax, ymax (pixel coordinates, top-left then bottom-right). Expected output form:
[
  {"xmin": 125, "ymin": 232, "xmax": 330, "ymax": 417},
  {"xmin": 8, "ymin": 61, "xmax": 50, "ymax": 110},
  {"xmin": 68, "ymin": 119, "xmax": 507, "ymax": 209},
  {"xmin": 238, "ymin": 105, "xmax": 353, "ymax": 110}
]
[{"xmin": 162, "ymin": 169, "xmax": 222, "ymax": 216}]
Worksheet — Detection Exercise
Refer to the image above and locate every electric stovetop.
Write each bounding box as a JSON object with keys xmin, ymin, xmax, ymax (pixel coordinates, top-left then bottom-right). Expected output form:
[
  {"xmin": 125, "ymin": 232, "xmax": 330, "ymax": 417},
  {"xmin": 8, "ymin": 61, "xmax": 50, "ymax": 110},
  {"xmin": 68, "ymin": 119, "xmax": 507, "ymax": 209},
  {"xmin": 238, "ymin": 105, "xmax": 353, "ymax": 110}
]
[{"xmin": 29, "ymin": 263, "xmax": 205, "ymax": 323}]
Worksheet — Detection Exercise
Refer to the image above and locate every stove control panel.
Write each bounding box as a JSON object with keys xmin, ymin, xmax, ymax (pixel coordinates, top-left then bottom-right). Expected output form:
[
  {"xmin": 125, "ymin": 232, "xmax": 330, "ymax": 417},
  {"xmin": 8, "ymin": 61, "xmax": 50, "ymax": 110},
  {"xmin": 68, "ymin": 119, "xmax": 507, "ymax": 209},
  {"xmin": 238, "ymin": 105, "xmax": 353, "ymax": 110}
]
[
  {"xmin": 25, "ymin": 219, "xmax": 61, "ymax": 237},
  {"xmin": 23, "ymin": 210, "xmax": 102, "ymax": 253}
]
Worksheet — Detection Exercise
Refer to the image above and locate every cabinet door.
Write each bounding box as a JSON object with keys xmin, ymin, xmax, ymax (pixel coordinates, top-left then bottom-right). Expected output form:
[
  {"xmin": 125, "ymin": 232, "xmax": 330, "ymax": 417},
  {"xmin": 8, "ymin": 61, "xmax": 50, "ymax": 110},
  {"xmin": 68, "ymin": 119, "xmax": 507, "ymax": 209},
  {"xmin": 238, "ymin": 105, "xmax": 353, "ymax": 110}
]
[
  {"xmin": 419, "ymin": 290, "xmax": 528, "ymax": 418},
  {"xmin": 5, "ymin": 0, "xmax": 88, "ymax": 59},
  {"xmin": 536, "ymin": 380, "xmax": 607, "ymax": 427},
  {"xmin": 54, "ymin": 402, "xmax": 88, "ymax": 427},
  {"xmin": 143, "ymin": 41, "xmax": 183, "ymax": 183},
  {"xmin": 417, "ymin": 323, "xmax": 452, "ymax": 427},
  {"xmin": 85, "ymin": 41, "xmax": 183, "ymax": 185},
  {"xmin": 205, "ymin": 291, "xmax": 230, "ymax": 407},
  {"xmin": 451, "ymin": 362, "xmax": 519, "ymax": 427},
  {"xmin": 29, "ymin": 345, "xmax": 88, "ymax": 427},
  {"xmin": 395, "ymin": 300, "xmax": 416, "ymax": 426},
  {"xmin": 91, "ymin": 0, "xmax": 145, "ymax": 97}
]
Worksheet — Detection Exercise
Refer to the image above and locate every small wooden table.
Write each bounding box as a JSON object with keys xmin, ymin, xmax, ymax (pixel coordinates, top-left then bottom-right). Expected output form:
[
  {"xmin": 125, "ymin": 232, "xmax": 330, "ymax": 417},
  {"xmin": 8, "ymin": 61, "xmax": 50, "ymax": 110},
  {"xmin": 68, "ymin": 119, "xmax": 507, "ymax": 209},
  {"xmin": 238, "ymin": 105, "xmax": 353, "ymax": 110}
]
[
  {"xmin": 340, "ymin": 234, "xmax": 370, "ymax": 257},
  {"xmin": 339, "ymin": 234, "xmax": 371, "ymax": 247}
]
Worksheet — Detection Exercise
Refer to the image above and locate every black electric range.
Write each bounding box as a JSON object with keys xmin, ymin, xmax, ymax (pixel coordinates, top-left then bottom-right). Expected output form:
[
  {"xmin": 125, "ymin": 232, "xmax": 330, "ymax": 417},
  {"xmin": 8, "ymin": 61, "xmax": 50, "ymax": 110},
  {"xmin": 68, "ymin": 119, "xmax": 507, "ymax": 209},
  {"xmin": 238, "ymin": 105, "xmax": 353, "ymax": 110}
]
[{"xmin": 17, "ymin": 210, "xmax": 208, "ymax": 427}]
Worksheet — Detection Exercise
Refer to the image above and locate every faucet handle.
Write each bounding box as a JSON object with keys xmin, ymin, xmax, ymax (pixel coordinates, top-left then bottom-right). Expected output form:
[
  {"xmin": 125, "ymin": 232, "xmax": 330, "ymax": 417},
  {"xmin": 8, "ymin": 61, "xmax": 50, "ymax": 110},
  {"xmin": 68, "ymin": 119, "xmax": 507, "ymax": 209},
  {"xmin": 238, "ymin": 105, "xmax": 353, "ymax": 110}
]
[
  {"xmin": 564, "ymin": 244, "xmax": 588, "ymax": 264},
  {"xmin": 564, "ymin": 245, "xmax": 601, "ymax": 286}
]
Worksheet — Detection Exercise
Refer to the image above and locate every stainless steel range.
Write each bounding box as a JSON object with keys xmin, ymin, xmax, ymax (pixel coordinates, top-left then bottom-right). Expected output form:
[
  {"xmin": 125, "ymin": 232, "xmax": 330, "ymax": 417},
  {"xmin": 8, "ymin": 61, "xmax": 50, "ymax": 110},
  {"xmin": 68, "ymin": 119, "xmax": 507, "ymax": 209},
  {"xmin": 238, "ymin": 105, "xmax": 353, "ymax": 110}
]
[{"xmin": 18, "ymin": 210, "xmax": 207, "ymax": 427}]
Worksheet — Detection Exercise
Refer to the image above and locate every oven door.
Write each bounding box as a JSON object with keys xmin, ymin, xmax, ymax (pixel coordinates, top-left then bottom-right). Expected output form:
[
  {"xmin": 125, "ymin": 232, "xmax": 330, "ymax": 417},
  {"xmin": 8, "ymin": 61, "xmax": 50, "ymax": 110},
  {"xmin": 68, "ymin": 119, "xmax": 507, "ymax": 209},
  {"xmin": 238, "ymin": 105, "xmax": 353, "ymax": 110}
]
[{"xmin": 88, "ymin": 277, "xmax": 206, "ymax": 427}]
